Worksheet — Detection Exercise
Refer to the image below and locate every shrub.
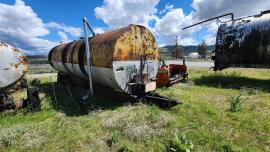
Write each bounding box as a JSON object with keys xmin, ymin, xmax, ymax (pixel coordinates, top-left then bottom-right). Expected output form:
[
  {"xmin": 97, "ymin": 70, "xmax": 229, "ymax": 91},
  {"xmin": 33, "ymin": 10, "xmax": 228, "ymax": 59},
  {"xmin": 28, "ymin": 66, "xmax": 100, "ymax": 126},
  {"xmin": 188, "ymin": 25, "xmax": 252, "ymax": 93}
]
[
  {"xmin": 240, "ymin": 87, "xmax": 261, "ymax": 95},
  {"xmin": 0, "ymin": 138, "xmax": 12, "ymax": 147},
  {"xmin": 228, "ymin": 95, "xmax": 242, "ymax": 112},
  {"xmin": 118, "ymin": 144, "xmax": 133, "ymax": 152},
  {"xmin": 165, "ymin": 133, "xmax": 194, "ymax": 152},
  {"xmin": 106, "ymin": 132, "xmax": 118, "ymax": 147},
  {"xmin": 29, "ymin": 78, "xmax": 41, "ymax": 86},
  {"xmin": 222, "ymin": 143, "xmax": 237, "ymax": 152}
]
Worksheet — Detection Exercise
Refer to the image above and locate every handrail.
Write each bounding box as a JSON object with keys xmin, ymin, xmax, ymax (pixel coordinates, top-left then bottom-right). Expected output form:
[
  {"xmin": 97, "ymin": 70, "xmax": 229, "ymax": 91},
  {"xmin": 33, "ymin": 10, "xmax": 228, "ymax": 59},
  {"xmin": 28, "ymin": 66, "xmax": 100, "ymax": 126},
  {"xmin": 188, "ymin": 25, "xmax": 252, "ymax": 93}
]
[{"xmin": 182, "ymin": 13, "xmax": 234, "ymax": 30}]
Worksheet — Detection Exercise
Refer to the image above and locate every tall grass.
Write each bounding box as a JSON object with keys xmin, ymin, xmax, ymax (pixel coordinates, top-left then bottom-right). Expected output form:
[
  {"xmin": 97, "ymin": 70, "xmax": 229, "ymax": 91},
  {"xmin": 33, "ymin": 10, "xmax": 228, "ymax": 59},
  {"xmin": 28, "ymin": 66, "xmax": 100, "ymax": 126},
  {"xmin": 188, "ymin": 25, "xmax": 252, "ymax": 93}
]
[{"xmin": 1, "ymin": 68, "xmax": 269, "ymax": 151}]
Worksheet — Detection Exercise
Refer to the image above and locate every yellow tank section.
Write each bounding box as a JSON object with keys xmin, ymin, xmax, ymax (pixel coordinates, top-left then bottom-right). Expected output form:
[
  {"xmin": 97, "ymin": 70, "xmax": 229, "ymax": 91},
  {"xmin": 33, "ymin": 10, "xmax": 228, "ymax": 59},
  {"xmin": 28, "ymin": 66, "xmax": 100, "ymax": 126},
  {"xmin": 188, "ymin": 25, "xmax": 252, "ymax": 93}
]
[
  {"xmin": 48, "ymin": 25, "xmax": 160, "ymax": 93},
  {"xmin": 89, "ymin": 24, "xmax": 159, "ymax": 68},
  {"xmin": 113, "ymin": 25, "xmax": 159, "ymax": 61},
  {"xmin": 49, "ymin": 25, "xmax": 159, "ymax": 68}
]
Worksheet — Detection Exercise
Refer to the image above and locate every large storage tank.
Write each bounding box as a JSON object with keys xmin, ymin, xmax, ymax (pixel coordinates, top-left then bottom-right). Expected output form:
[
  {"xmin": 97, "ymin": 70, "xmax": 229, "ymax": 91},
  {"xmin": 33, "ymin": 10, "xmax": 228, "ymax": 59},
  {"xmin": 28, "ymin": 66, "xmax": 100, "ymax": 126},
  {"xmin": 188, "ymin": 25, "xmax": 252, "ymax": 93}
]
[
  {"xmin": 0, "ymin": 42, "xmax": 28, "ymax": 91},
  {"xmin": 213, "ymin": 11, "xmax": 270, "ymax": 70},
  {"xmin": 49, "ymin": 25, "xmax": 160, "ymax": 94}
]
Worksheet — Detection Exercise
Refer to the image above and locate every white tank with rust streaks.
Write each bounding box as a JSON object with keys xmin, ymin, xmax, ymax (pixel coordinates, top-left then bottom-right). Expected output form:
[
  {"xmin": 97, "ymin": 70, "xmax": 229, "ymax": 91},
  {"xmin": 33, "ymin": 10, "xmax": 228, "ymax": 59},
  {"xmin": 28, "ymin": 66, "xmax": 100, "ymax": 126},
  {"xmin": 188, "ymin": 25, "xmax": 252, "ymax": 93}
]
[{"xmin": 0, "ymin": 42, "xmax": 28, "ymax": 91}]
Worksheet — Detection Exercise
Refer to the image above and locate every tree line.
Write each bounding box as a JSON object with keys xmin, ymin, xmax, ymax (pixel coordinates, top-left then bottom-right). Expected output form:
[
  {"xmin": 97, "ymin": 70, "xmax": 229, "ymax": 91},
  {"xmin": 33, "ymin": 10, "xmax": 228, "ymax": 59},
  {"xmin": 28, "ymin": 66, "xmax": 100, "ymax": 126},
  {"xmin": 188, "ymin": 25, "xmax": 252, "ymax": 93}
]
[{"xmin": 172, "ymin": 40, "xmax": 208, "ymax": 59}]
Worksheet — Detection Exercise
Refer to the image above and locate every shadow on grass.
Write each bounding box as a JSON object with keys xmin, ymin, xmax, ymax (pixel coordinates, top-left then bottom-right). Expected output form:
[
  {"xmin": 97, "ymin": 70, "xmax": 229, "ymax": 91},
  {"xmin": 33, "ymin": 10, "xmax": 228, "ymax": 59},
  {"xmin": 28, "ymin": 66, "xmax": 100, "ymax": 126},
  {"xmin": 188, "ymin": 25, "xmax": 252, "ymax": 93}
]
[
  {"xmin": 193, "ymin": 73, "xmax": 270, "ymax": 92},
  {"xmin": 37, "ymin": 81, "xmax": 125, "ymax": 116}
]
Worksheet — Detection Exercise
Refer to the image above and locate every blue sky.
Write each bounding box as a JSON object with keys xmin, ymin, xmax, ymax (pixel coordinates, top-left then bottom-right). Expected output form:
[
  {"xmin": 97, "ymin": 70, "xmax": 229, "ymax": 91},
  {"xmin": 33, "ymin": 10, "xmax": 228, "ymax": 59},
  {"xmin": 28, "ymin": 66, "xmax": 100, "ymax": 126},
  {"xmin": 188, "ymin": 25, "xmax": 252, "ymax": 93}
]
[{"xmin": 0, "ymin": 0, "xmax": 269, "ymax": 55}]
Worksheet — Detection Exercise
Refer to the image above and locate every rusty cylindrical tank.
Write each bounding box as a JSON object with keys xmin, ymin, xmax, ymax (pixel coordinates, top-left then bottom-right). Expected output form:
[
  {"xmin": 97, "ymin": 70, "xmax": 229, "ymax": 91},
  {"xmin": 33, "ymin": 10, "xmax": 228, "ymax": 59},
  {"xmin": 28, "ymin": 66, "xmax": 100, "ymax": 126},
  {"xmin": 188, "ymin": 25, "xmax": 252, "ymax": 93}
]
[
  {"xmin": 49, "ymin": 25, "xmax": 160, "ymax": 94},
  {"xmin": 0, "ymin": 42, "xmax": 28, "ymax": 91},
  {"xmin": 213, "ymin": 10, "xmax": 270, "ymax": 70}
]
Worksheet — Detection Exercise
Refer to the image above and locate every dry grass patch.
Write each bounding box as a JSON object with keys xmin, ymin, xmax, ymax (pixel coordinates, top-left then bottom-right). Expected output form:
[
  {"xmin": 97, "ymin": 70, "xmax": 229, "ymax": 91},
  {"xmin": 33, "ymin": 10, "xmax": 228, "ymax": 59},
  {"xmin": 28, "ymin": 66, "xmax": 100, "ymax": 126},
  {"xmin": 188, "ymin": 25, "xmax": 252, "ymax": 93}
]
[{"xmin": 97, "ymin": 104, "xmax": 175, "ymax": 140}]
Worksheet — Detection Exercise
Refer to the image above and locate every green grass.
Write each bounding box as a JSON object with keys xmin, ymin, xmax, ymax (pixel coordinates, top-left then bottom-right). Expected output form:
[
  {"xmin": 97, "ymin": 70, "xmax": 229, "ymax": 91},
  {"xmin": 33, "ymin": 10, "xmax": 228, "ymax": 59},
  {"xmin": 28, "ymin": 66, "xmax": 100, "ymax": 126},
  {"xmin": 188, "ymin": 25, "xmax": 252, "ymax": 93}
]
[
  {"xmin": 1, "ymin": 68, "xmax": 270, "ymax": 151},
  {"xmin": 28, "ymin": 58, "xmax": 49, "ymax": 64},
  {"xmin": 29, "ymin": 64, "xmax": 56, "ymax": 74},
  {"xmin": 28, "ymin": 58, "xmax": 56, "ymax": 74}
]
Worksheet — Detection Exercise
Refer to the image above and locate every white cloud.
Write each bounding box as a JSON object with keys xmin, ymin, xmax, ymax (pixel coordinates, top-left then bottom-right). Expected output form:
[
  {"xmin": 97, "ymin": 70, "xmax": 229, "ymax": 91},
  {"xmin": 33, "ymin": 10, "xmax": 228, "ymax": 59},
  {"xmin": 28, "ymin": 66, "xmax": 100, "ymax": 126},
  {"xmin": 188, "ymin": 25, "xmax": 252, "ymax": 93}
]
[
  {"xmin": 154, "ymin": 0, "xmax": 270, "ymax": 46},
  {"xmin": 0, "ymin": 0, "xmax": 49, "ymax": 37},
  {"xmin": 179, "ymin": 37, "xmax": 197, "ymax": 46},
  {"xmin": 0, "ymin": 0, "xmax": 56, "ymax": 54},
  {"xmin": 0, "ymin": 0, "xmax": 82, "ymax": 55},
  {"xmin": 192, "ymin": 0, "xmax": 270, "ymax": 20},
  {"xmin": 94, "ymin": 0, "xmax": 160, "ymax": 28},
  {"xmin": 203, "ymin": 22, "xmax": 220, "ymax": 45},
  {"xmin": 46, "ymin": 22, "xmax": 82, "ymax": 37},
  {"xmin": 155, "ymin": 9, "xmax": 197, "ymax": 45},
  {"xmin": 93, "ymin": 0, "xmax": 202, "ymax": 46},
  {"xmin": 93, "ymin": 27, "xmax": 106, "ymax": 34},
  {"xmin": 190, "ymin": 0, "xmax": 270, "ymax": 45},
  {"xmin": 58, "ymin": 31, "xmax": 68, "ymax": 42},
  {"xmin": 159, "ymin": 3, "xmax": 174, "ymax": 14},
  {"xmin": 93, "ymin": 0, "xmax": 270, "ymax": 47}
]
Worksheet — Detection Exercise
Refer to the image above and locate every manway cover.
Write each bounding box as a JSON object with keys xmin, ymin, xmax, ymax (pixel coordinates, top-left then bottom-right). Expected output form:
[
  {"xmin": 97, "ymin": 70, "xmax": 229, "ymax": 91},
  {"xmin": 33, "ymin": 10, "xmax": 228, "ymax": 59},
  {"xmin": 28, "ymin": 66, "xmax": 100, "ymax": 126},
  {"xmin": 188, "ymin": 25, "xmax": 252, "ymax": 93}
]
[{"xmin": 0, "ymin": 42, "xmax": 28, "ymax": 91}]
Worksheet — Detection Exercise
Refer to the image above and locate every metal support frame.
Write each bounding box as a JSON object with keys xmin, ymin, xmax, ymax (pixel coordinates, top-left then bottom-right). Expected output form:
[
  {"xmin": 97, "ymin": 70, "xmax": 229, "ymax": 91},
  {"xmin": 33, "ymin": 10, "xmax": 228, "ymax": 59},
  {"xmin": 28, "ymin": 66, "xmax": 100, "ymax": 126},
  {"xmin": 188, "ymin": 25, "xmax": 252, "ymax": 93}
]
[
  {"xmin": 83, "ymin": 17, "xmax": 95, "ymax": 96},
  {"xmin": 183, "ymin": 13, "xmax": 234, "ymax": 30}
]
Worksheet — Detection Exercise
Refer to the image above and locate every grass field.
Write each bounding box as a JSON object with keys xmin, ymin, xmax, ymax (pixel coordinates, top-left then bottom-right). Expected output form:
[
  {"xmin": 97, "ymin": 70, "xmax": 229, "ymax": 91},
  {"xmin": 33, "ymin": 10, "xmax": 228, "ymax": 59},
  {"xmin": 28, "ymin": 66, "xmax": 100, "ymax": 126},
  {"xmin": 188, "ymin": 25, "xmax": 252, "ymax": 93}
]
[
  {"xmin": 1, "ymin": 68, "xmax": 270, "ymax": 151},
  {"xmin": 28, "ymin": 58, "xmax": 56, "ymax": 74}
]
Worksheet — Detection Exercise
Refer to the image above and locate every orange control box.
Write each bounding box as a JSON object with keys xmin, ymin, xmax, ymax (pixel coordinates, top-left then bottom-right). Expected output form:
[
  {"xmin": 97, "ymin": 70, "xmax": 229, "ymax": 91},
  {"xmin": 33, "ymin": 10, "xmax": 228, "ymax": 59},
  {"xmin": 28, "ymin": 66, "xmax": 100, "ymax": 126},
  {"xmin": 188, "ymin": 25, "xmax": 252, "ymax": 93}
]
[{"xmin": 156, "ymin": 64, "xmax": 187, "ymax": 87}]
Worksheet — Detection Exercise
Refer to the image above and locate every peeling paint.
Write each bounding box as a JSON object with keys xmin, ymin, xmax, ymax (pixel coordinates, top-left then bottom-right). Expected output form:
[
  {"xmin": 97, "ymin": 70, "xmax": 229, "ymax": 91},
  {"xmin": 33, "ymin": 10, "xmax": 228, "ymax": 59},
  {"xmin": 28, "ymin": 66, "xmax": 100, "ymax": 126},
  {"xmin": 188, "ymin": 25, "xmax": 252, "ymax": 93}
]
[
  {"xmin": 49, "ymin": 24, "xmax": 159, "ymax": 68},
  {"xmin": 0, "ymin": 42, "xmax": 28, "ymax": 91},
  {"xmin": 214, "ymin": 12, "xmax": 270, "ymax": 70},
  {"xmin": 48, "ymin": 25, "xmax": 160, "ymax": 94}
]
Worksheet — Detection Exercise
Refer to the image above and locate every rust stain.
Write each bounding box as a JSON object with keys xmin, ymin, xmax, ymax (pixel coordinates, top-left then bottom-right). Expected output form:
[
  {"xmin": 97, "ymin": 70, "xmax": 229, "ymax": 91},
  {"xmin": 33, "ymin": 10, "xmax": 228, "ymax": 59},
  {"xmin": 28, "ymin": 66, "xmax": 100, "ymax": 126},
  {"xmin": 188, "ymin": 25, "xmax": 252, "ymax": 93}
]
[
  {"xmin": 0, "ymin": 42, "xmax": 8, "ymax": 47},
  {"xmin": 49, "ymin": 25, "xmax": 159, "ymax": 68},
  {"xmin": 12, "ymin": 48, "xmax": 20, "ymax": 52},
  {"xmin": 72, "ymin": 40, "xmax": 83, "ymax": 64},
  {"xmin": 0, "ymin": 42, "xmax": 29, "ymax": 90},
  {"xmin": 128, "ymin": 49, "xmax": 134, "ymax": 59},
  {"xmin": 19, "ymin": 56, "xmax": 28, "ymax": 65},
  {"xmin": 9, "ymin": 56, "xmax": 29, "ymax": 74},
  {"xmin": 139, "ymin": 26, "xmax": 145, "ymax": 36},
  {"xmin": 113, "ymin": 25, "xmax": 159, "ymax": 61},
  {"xmin": 116, "ymin": 48, "xmax": 122, "ymax": 60}
]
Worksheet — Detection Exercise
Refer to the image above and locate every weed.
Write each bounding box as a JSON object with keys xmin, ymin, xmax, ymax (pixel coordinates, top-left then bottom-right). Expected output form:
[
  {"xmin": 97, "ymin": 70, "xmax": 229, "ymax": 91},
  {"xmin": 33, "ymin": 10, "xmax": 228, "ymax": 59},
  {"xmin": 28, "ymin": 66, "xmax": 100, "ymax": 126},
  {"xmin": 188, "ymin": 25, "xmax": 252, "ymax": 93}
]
[
  {"xmin": 228, "ymin": 95, "xmax": 242, "ymax": 112},
  {"xmin": 240, "ymin": 87, "xmax": 261, "ymax": 95},
  {"xmin": 118, "ymin": 143, "xmax": 133, "ymax": 152},
  {"xmin": 0, "ymin": 138, "xmax": 11, "ymax": 147},
  {"xmin": 165, "ymin": 133, "xmax": 194, "ymax": 152},
  {"xmin": 148, "ymin": 106, "xmax": 160, "ymax": 122},
  {"xmin": 2, "ymin": 68, "xmax": 269, "ymax": 151},
  {"xmin": 228, "ymin": 71, "xmax": 241, "ymax": 77},
  {"xmin": 106, "ymin": 132, "xmax": 118, "ymax": 147},
  {"xmin": 99, "ymin": 105, "xmax": 174, "ymax": 140},
  {"xmin": 205, "ymin": 107, "xmax": 217, "ymax": 116},
  {"xmin": 29, "ymin": 78, "xmax": 41, "ymax": 86},
  {"xmin": 222, "ymin": 142, "xmax": 238, "ymax": 152}
]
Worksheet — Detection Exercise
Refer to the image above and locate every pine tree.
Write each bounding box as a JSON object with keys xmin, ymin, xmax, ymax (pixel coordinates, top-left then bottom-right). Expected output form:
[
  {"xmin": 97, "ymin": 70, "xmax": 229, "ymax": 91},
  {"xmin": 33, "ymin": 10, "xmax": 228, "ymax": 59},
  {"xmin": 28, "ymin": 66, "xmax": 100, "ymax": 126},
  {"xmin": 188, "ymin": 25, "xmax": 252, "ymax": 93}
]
[{"xmin": 197, "ymin": 40, "xmax": 207, "ymax": 58}]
